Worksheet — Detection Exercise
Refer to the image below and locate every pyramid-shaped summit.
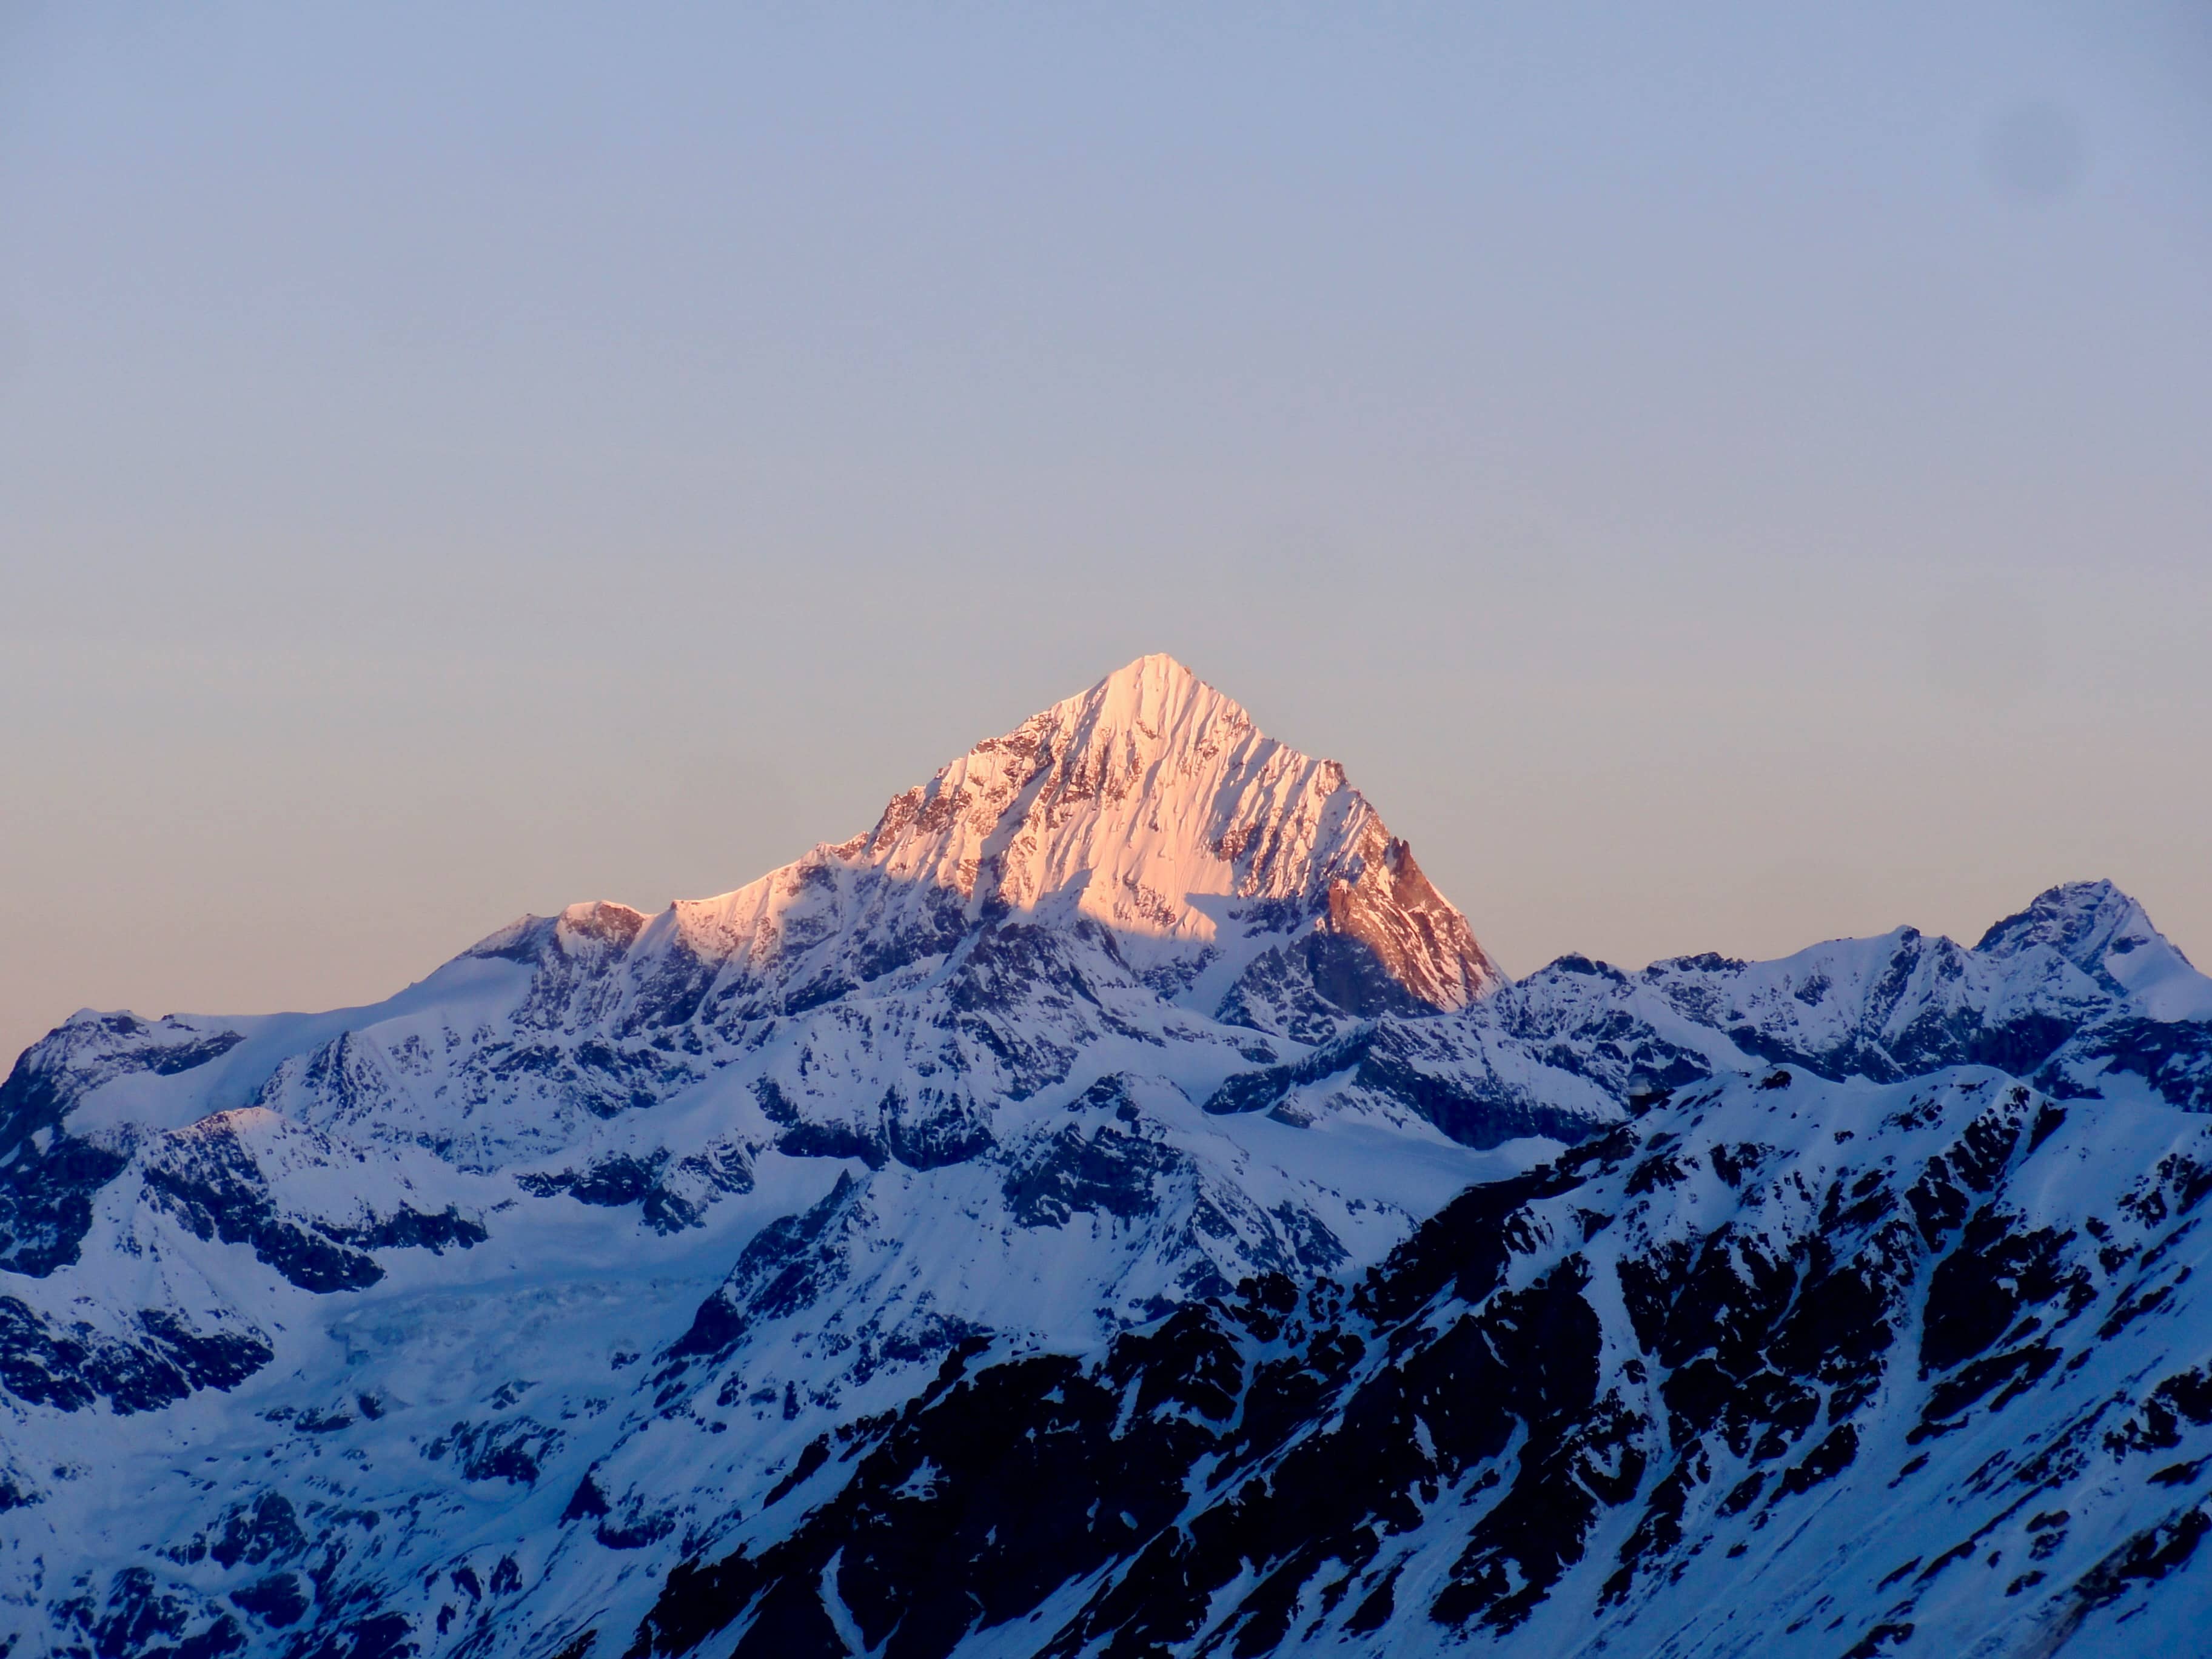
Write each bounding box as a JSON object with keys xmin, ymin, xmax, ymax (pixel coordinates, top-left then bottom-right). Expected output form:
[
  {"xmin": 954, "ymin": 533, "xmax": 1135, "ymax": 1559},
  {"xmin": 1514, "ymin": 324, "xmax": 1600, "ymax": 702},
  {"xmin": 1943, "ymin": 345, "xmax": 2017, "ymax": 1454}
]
[{"xmin": 650, "ymin": 653, "xmax": 1502, "ymax": 1034}]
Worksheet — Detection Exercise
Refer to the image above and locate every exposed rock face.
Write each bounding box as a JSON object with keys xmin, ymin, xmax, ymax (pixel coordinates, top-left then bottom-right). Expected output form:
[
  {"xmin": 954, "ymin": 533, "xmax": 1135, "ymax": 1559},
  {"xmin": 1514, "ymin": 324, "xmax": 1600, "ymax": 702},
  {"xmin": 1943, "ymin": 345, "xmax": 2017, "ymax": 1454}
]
[
  {"xmin": 1325, "ymin": 831, "xmax": 1489, "ymax": 1009},
  {"xmin": 1, "ymin": 654, "xmax": 2208, "ymax": 1658}
]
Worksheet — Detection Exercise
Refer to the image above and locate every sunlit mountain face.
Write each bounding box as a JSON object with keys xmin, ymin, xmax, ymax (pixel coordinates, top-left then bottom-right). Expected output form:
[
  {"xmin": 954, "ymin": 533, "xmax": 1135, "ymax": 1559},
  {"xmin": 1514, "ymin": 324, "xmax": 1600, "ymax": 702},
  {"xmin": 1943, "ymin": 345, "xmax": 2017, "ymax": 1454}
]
[{"xmin": 4, "ymin": 658, "xmax": 2210, "ymax": 1659}]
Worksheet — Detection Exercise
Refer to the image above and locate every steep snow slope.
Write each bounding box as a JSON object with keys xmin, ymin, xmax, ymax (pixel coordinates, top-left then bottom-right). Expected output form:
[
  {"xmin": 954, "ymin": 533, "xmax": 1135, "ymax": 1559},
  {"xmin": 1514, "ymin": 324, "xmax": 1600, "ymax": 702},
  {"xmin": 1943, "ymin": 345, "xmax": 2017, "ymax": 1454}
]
[{"xmin": 1, "ymin": 655, "xmax": 2208, "ymax": 1658}]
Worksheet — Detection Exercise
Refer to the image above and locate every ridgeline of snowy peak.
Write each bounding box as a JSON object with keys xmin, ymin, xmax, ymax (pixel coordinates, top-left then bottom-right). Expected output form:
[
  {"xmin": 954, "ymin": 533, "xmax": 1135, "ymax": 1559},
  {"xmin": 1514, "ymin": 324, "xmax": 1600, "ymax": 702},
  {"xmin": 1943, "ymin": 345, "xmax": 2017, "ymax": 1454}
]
[
  {"xmin": 646, "ymin": 651, "xmax": 1499, "ymax": 1025},
  {"xmin": 2, "ymin": 662, "xmax": 2211, "ymax": 1658}
]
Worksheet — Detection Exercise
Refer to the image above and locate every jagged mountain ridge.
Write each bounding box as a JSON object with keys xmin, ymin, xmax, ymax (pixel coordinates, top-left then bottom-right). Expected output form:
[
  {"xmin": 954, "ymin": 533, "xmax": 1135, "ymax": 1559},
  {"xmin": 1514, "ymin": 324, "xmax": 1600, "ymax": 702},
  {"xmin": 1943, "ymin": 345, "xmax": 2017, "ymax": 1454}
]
[
  {"xmin": 637, "ymin": 651, "xmax": 1499, "ymax": 1024},
  {"xmin": 1476, "ymin": 877, "xmax": 2212, "ymax": 1111},
  {"xmin": 1, "ymin": 658, "xmax": 2208, "ymax": 1657}
]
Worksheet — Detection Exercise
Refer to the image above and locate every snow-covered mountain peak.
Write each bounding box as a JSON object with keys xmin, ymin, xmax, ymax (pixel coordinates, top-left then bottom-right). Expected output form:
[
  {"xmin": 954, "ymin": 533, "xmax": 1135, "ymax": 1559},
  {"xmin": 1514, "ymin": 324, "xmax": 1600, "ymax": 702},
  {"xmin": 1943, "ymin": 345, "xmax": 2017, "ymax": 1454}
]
[
  {"xmin": 466, "ymin": 900, "xmax": 649, "ymax": 963},
  {"xmin": 661, "ymin": 655, "xmax": 1500, "ymax": 1021},
  {"xmin": 1042, "ymin": 651, "xmax": 1249, "ymax": 756},
  {"xmin": 1977, "ymin": 878, "xmax": 2147, "ymax": 962},
  {"xmin": 1977, "ymin": 879, "xmax": 2211, "ymax": 1022}
]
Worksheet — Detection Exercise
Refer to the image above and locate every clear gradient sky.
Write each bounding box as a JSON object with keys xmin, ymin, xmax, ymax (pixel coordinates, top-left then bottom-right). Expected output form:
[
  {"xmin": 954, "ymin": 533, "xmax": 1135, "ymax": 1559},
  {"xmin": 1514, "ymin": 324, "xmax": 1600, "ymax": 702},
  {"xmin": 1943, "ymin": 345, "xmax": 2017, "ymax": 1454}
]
[{"xmin": 2, "ymin": 2, "xmax": 2209, "ymax": 1066}]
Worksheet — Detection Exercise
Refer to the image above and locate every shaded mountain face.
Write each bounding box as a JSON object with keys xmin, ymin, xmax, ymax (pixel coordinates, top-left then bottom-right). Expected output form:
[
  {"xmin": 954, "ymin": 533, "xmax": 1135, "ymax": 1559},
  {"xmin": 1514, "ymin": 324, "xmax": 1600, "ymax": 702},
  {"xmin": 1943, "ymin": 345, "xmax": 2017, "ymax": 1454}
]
[
  {"xmin": 1477, "ymin": 877, "xmax": 2212, "ymax": 1113},
  {"xmin": 631, "ymin": 1064, "xmax": 2212, "ymax": 1659},
  {"xmin": 0, "ymin": 655, "xmax": 2207, "ymax": 1659}
]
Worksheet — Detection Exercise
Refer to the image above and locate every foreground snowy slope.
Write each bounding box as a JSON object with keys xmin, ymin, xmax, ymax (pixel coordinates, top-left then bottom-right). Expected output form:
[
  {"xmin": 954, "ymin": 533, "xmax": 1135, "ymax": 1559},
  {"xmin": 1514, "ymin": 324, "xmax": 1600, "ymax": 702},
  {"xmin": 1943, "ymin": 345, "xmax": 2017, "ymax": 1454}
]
[
  {"xmin": 2, "ymin": 657, "xmax": 2208, "ymax": 1657},
  {"xmin": 634, "ymin": 1062, "xmax": 2212, "ymax": 1659}
]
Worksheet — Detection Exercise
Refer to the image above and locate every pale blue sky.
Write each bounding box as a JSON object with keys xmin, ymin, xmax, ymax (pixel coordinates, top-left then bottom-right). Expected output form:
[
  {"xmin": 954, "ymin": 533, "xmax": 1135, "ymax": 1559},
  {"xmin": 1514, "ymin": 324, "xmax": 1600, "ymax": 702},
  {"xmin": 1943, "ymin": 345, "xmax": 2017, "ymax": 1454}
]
[{"xmin": 2, "ymin": 2, "xmax": 2209, "ymax": 1063}]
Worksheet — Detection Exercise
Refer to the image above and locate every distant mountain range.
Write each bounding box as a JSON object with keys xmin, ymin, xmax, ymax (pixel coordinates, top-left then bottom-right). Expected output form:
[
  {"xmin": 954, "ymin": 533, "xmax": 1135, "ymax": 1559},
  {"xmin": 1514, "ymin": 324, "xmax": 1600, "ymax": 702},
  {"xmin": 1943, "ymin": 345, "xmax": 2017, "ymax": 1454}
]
[{"xmin": 4, "ymin": 655, "xmax": 2208, "ymax": 1658}]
